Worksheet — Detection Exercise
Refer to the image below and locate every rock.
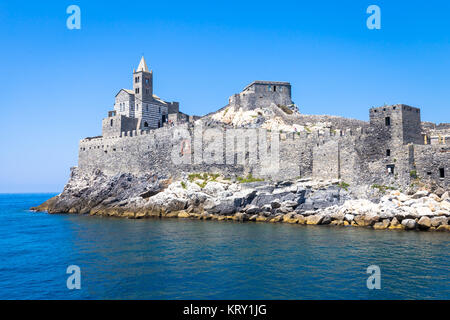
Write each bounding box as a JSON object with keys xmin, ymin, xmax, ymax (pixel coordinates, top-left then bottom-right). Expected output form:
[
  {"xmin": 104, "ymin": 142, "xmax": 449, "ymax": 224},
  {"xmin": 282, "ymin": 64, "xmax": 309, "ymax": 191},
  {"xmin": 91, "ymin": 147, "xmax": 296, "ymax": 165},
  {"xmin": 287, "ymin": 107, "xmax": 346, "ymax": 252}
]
[
  {"xmin": 204, "ymin": 197, "xmax": 241, "ymax": 215},
  {"xmin": 279, "ymin": 205, "xmax": 294, "ymax": 214},
  {"xmin": 280, "ymin": 193, "xmax": 297, "ymax": 202},
  {"xmin": 354, "ymin": 215, "xmax": 367, "ymax": 226},
  {"xmin": 397, "ymin": 194, "xmax": 410, "ymax": 202},
  {"xmin": 245, "ymin": 205, "xmax": 260, "ymax": 215},
  {"xmin": 256, "ymin": 215, "xmax": 268, "ymax": 222},
  {"xmin": 330, "ymin": 211, "xmax": 345, "ymax": 221},
  {"xmin": 320, "ymin": 215, "xmax": 332, "ymax": 225},
  {"xmin": 269, "ymin": 215, "xmax": 283, "ymax": 223},
  {"xmin": 296, "ymin": 214, "xmax": 306, "ymax": 224},
  {"xmin": 430, "ymin": 216, "xmax": 448, "ymax": 227},
  {"xmin": 401, "ymin": 219, "xmax": 417, "ymax": 230},
  {"xmin": 282, "ymin": 200, "xmax": 298, "ymax": 208},
  {"xmin": 411, "ymin": 190, "xmax": 429, "ymax": 199},
  {"xmin": 306, "ymin": 214, "xmax": 323, "ymax": 225},
  {"xmin": 441, "ymin": 192, "xmax": 449, "ymax": 201},
  {"xmin": 283, "ymin": 213, "xmax": 298, "ymax": 224},
  {"xmin": 251, "ymin": 193, "xmax": 277, "ymax": 207},
  {"xmin": 271, "ymin": 199, "xmax": 281, "ymax": 209},
  {"xmin": 417, "ymin": 216, "xmax": 431, "ymax": 230},
  {"xmin": 249, "ymin": 214, "xmax": 258, "ymax": 221},
  {"xmin": 233, "ymin": 212, "xmax": 249, "ymax": 221},
  {"xmin": 373, "ymin": 219, "xmax": 390, "ymax": 230},
  {"xmin": 429, "ymin": 194, "xmax": 441, "ymax": 202},
  {"xmin": 364, "ymin": 213, "xmax": 380, "ymax": 226},
  {"xmin": 202, "ymin": 182, "xmax": 226, "ymax": 196},
  {"xmin": 416, "ymin": 206, "xmax": 433, "ymax": 217},
  {"xmin": 302, "ymin": 210, "xmax": 316, "ymax": 217},
  {"xmin": 379, "ymin": 210, "xmax": 394, "ymax": 219},
  {"xmin": 344, "ymin": 214, "xmax": 354, "ymax": 222},
  {"xmin": 436, "ymin": 225, "xmax": 450, "ymax": 232},
  {"xmin": 177, "ymin": 211, "xmax": 190, "ymax": 218},
  {"xmin": 165, "ymin": 212, "xmax": 179, "ymax": 218},
  {"xmin": 434, "ymin": 187, "xmax": 445, "ymax": 197},
  {"xmin": 387, "ymin": 217, "xmax": 402, "ymax": 229}
]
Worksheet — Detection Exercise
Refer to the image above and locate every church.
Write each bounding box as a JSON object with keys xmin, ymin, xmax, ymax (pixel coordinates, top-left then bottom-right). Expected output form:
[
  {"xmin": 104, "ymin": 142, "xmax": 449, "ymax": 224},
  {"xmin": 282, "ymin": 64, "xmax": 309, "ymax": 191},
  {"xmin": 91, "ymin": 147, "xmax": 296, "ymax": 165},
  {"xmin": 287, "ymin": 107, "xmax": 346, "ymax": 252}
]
[{"xmin": 102, "ymin": 57, "xmax": 183, "ymax": 137}]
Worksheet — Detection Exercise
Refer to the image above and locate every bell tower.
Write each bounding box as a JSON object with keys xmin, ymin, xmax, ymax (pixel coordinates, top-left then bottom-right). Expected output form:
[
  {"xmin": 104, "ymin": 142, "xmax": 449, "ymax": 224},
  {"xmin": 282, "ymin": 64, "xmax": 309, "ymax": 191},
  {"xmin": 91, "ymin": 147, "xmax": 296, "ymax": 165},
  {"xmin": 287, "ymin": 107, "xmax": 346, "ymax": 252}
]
[{"xmin": 133, "ymin": 56, "xmax": 153, "ymax": 105}]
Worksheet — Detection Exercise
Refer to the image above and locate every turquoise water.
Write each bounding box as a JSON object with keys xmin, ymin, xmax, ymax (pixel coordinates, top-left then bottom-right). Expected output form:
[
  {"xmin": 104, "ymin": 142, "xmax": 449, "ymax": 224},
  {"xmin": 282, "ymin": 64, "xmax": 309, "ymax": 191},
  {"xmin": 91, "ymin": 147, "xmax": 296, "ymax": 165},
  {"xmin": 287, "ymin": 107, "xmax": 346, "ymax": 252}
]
[{"xmin": 0, "ymin": 193, "xmax": 449, "ymax": 299}]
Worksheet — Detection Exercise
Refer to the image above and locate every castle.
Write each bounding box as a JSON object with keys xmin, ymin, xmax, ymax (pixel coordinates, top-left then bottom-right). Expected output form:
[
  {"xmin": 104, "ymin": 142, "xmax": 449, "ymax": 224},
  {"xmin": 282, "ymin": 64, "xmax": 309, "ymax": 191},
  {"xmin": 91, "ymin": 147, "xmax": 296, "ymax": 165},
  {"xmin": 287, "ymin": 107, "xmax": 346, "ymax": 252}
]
[{"xmin": 79, "ymin": 58, "xmax": 449, "ymax": 190}]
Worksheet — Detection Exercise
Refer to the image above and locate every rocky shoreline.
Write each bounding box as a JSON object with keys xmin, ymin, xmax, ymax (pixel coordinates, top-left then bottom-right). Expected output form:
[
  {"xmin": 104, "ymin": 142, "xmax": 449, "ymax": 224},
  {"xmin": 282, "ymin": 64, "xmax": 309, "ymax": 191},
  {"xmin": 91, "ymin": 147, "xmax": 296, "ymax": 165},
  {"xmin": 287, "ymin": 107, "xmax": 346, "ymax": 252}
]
[{"xmin": 31, "ymin": 168, "xmax": 450, "ymax": 232}]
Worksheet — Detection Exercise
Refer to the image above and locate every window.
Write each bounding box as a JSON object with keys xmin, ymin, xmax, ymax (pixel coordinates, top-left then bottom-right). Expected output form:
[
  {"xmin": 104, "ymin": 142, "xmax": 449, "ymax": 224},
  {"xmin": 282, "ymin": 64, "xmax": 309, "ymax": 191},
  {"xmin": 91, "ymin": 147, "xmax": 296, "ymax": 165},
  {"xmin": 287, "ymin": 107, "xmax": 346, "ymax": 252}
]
[
  {"xmin": 440, "ymin": 168, "xmax": 445, "ymax": 178},
  {"xmin": 385, "ymin": 117, "xmax": 391, "ymax": 126},
  {"xmin": 110, "ymin": 119, "xmax": 113, "ymax": 126},
  {"xmin": 146, "ymin": 89, "xmax": 149, "ymax": 94},
  {"xmin": 145, "ymin": 78, "xmax": 149, "ymax": 84},
  {"xmin": 273, "ymin": 86, "xmax": 277, "ymax": 92},
  {"xmin": 135, "ymin": 88, "xmax": 139, "ymax": 94},
  {"xmin": 144, "ymin": 122, "xmax": 148, "ymax": 127},
  {"xmin": 135, "ymin": 77, "xmax": 139, "ymax": 83},
  {"xmin": 159, "ymin": 107, "xmax": 161, "ymax": 113},
  {"xmin": 386, "ymin": 149, "xmax": 391, "ymax": 156},
  {"xmin": 387, "ymin": 164, "xmax": 395, "ymax": 175}
]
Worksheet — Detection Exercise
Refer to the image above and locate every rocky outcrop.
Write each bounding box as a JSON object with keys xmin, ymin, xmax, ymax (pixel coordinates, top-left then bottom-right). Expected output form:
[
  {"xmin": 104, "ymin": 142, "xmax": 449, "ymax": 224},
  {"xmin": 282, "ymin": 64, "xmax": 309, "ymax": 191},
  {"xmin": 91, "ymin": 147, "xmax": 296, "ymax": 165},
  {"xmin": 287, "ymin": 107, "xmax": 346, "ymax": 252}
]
[{"xmin": 31, "ymin": 168, "xmax": 450, "ymax": 232}]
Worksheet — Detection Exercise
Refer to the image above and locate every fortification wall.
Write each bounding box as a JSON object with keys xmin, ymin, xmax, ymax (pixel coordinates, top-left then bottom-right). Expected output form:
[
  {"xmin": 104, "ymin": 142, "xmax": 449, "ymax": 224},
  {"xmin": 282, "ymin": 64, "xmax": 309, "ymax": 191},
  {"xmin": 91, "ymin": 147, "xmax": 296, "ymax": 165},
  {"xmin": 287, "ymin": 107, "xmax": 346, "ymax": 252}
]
[
  {"xmin": 414, "ymin": 145, "xmax": 449, "ymax": 188},
  {"xmin": 79, "ymin": 123, "xmax": 370, "ymax": 181},
  {"xmin": 78, "ymin": 120, "xmax": 448, "ymax": 188}
]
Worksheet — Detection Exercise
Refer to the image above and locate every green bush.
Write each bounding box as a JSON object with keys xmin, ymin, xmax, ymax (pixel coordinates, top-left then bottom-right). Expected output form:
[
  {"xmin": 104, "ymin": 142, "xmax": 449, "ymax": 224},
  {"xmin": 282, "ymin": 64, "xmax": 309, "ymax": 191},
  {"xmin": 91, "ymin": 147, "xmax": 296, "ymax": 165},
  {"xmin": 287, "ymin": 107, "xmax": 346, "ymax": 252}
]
[
  {"xmin": 371, "ymin": 184, "xmax": 396, "ymax": 194},
  {"xmin": 236, "ymin": 173, "xmax": 264, "ymax": 183},
  {"xmin": 410, "ymin": 170, "xmax": 418, "ymax": 179},
  {"xmin": 338, "ymin": 181, "xmax": 350, "ymax": 191}
]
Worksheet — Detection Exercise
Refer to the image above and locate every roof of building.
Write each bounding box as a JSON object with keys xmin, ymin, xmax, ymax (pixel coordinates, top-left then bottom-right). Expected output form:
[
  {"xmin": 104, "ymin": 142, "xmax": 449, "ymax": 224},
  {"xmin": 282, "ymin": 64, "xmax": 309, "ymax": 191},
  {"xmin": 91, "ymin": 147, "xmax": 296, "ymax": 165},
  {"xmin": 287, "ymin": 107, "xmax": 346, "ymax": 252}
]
[
  {"xmin": 243, "ymin": 80, "xmax": 291, "ymax": 91},
  {"xmin": 152, "ymin": 94, "xmax": 167, "ymax": 105},
  {"xmin": 136, "ymin": 56, "xmax": 149, "ymax": 72},
  {"xmin": 115, "ymin": 88, "xmax": 135, "ymax": 97}
]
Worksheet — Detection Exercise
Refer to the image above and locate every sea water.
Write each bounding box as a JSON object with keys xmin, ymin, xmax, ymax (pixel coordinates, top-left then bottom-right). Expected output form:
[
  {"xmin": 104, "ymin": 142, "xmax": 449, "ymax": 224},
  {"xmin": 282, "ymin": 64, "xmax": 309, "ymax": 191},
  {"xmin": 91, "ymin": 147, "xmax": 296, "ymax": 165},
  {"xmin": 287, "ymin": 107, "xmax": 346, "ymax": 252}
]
[{"xmin": 0, "ymin": 194, "xmax": 448, "ymax": 299}]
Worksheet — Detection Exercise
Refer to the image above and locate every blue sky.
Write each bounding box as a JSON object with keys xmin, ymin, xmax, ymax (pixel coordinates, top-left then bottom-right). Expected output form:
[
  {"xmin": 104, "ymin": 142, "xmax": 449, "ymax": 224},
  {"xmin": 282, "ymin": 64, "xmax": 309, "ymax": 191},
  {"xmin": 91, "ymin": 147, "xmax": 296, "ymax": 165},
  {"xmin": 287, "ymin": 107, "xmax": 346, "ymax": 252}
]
[{"xmin": 0, "ymin": 0, "xmax": 449, "ymax": 192}]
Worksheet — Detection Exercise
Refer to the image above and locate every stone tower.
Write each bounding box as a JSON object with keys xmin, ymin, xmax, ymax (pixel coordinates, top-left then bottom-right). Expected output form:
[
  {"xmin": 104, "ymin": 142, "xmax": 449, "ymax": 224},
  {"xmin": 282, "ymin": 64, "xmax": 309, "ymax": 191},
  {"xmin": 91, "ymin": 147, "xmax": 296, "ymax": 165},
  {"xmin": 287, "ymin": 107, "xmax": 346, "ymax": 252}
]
[
  {"xmin": 369, "ymin": 104, "xmax": 422, "ymax": 145},
  {"xmin": 133, "ymin": 56, "xmax": 153, "ymax": 107}
]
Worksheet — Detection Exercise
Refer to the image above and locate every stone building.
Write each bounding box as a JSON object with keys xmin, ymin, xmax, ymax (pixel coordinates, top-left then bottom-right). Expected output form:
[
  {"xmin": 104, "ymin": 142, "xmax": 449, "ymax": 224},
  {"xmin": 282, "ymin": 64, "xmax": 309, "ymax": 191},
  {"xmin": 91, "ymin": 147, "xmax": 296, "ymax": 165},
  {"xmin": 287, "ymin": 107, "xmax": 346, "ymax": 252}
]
[
  {"xmin": 228, "ymin": 80, "xmax": 293, "ymax": 111},
  {"xmin": 102, "ymin": 57, "xmax": 186, "ymax": 137}
]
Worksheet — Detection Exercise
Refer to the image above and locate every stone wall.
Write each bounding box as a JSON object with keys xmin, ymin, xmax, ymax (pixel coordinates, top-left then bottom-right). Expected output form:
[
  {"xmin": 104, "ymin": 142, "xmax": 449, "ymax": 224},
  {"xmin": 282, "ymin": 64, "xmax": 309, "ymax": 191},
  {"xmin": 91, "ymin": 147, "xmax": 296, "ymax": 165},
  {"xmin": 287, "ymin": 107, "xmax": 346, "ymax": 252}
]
[
  {"xmin": 414, "ymin": 145, "xmax": 449, "ymax": 188},
  {"xmin": 81, "ymin": 108, "xmax": 449, "ymax": 189}
]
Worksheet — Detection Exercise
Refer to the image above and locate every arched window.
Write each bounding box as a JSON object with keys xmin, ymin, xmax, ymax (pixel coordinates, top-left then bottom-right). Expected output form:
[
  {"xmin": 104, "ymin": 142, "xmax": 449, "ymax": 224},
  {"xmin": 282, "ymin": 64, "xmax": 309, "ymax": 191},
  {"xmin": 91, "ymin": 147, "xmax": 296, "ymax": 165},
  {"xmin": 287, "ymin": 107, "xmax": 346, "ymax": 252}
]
[{"xmin": 144, "ymin": 122, "xmax": 148, "ymax": 127}]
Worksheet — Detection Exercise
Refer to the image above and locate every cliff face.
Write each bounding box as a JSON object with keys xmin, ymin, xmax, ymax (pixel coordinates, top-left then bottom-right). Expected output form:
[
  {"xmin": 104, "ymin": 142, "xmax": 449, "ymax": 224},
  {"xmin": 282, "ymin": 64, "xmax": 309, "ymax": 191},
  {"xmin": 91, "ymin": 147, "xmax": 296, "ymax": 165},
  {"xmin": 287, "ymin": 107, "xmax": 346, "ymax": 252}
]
[
  {"xmin": 32, "ymin": 167, "xmax": 163, "ymax": 214},
  {"xmin": 31, "ymin": 168, "xmax": 450, "ymax": 232}
]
